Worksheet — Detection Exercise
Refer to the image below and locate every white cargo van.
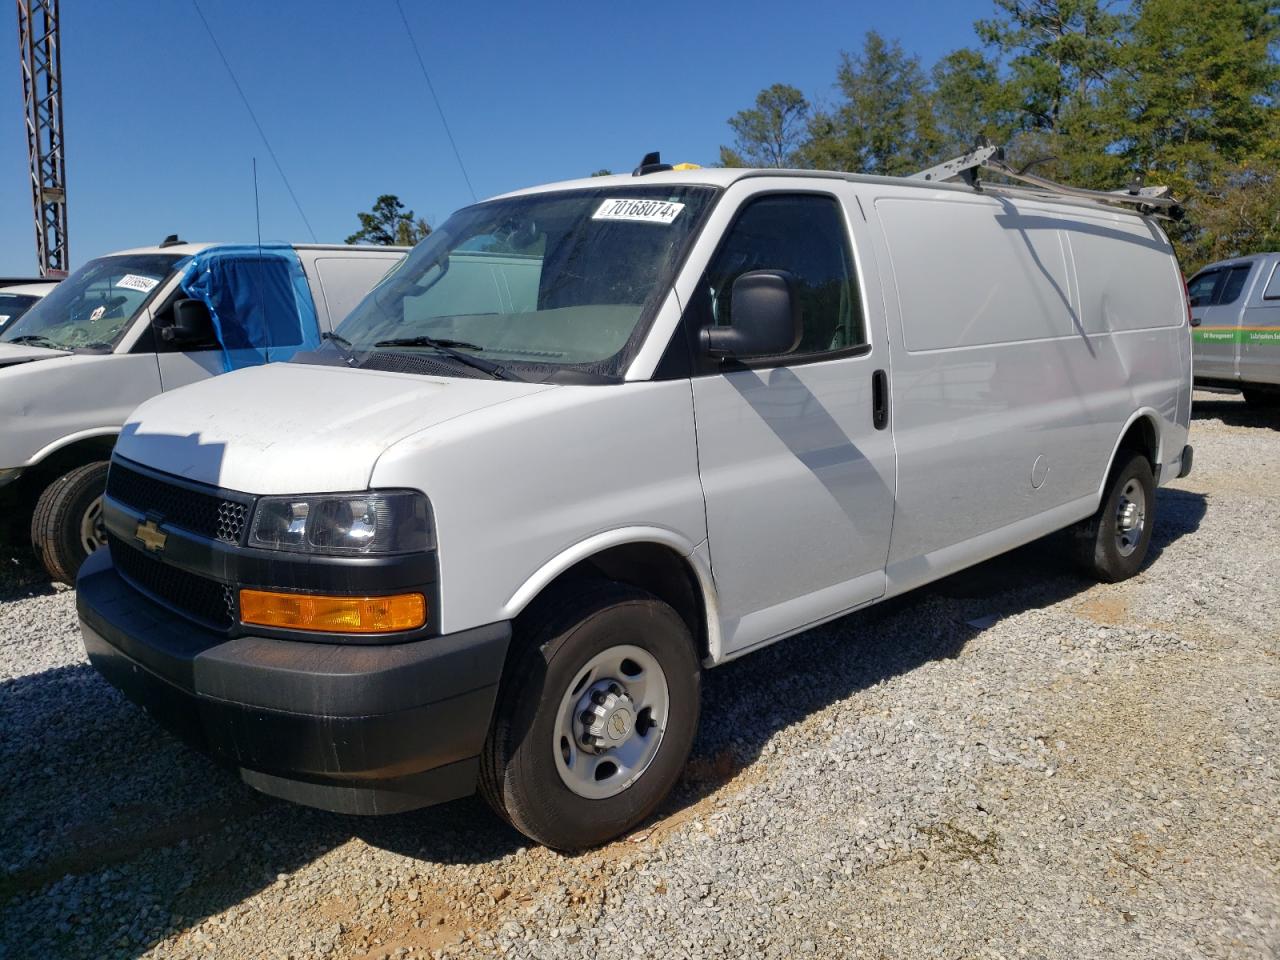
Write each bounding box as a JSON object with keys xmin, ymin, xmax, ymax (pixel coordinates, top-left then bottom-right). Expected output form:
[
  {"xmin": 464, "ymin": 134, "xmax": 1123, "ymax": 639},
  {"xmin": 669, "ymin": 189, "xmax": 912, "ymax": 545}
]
[
  {"xmin": 0, "ymin": 240, "xmax": 405, "ymax": 581},
  {"xmin": 77, "ymin": 155, "xmax": 1193, "ymax": 849},
  {"xmin": 1188, "ymin": 251, "xmax": 1280, "ymax": 406}
]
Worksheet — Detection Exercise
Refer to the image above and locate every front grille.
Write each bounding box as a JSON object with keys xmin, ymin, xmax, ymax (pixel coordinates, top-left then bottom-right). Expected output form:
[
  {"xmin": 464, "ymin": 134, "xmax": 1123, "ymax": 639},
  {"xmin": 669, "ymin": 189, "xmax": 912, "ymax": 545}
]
[
  {"xmin": 106, "ymin": 461, "xmax": 251, "ymax": 544},
  {"xmin": 109, "ymin": 535, "xmax": 236, "ymax": 630}
]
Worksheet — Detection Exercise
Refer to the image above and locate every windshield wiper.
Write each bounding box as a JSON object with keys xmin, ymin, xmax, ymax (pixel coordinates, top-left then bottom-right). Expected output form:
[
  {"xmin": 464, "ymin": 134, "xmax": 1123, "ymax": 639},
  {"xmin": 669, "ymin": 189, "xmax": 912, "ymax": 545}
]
[
  {"xmin": 374, "ymin": 336, "xmax": 485, "ymax": 350},
  {"xmin": 3, "ymin": 334, "xmax": 65, "ymax": 350},
  {"xmin": 372, "ymin": 335, "xmax": 515, "ymax": 381},
  {"xmin": 320, "ymin": 331, "xmax": 357, "ymax": 364}
]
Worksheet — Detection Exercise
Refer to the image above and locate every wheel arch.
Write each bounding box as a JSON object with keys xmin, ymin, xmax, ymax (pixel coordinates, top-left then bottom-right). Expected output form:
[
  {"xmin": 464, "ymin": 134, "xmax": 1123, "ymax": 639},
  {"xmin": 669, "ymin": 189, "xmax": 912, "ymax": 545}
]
[
  {"xmin": 1096, "ymin": 409, "xmax": 1161, "ymax": 503},
  {"xmin": 26, "ymin": 429, "xmax": 118, "ymax": 478},
  {"xmin": 501, "ymin": 527, "xmax": 722, "ymax": 667}
]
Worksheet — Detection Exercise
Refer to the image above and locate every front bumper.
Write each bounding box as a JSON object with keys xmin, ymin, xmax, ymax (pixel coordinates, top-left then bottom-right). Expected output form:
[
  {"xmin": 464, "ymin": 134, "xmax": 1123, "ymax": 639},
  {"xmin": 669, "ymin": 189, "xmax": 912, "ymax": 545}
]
[{"xmin": 77, "ymin": 548, "xmax": 511, "ymax": 814}]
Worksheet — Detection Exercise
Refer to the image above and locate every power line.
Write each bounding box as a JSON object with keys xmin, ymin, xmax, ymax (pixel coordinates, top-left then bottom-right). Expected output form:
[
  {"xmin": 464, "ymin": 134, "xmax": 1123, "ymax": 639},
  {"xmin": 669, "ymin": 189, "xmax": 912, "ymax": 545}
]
[
  {"xmin": 190, "ymin": 0, "xmax": 318, "ymax": 241},
  {"xmin": 394, "ymin": 0, "xmax": 477, "ymax": 202}
]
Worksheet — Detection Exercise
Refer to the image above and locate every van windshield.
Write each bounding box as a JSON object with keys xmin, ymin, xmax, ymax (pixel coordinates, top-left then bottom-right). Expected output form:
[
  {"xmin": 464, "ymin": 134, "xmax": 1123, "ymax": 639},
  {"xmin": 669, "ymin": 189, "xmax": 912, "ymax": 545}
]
[
  {"xmin": 324, "ymin": 185, "xmax": 717, "ymax": 380},
  {"xmin": 0, "ymin": 254, "xmax": 182, "ymax": 351}
]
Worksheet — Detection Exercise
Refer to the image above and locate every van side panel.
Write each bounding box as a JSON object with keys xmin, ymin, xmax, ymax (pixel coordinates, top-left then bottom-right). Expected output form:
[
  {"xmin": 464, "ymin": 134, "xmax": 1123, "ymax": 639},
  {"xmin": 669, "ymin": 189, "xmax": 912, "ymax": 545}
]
[
  {"xmin": 866, "ymin": 189, "xmax": 1187, "ymax": 592},
  {"xmin": 873, "ymin": 194, "xmax": 1101, "ymax": 575}
]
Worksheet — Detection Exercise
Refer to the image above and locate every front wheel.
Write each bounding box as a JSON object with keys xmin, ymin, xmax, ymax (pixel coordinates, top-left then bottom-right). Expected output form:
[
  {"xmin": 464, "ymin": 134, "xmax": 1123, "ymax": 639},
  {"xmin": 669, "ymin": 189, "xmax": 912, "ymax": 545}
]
[
  {"xmin": 1072, "ymin": 451, "xmax": 1156, "ymax": 583},
  {"xmin": 480, "ymin": 582, "xmax": 700, "ymax": 850},
  {"xmin": 31, "ymin": 461, "xmax": 110, "ymax": 585}
]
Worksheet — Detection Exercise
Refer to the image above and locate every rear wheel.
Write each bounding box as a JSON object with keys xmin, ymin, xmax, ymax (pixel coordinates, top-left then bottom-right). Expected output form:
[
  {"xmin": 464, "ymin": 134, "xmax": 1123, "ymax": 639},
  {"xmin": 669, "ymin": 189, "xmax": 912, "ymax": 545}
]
[
  {"xmin": 480, "ymin": 581, "xmax": 700, "ymax": 851},
  {"xmin": 30, "ymin": 461, "xmax": 109, "ymax": 585},
  {"xmin": 1072, "ymin": 451, "xmax": 1156, "ymax": 583}
]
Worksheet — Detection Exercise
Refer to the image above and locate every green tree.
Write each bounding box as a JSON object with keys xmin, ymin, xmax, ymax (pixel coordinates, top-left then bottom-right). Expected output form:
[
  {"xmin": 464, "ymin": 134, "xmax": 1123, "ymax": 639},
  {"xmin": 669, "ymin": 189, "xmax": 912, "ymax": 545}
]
[
  {"xmin": 974, "ymin": 0, "xmax": 1131, "ymax": 186},
  {"xmin": 718, "ymin": 83, "xmax": 811, "ymax": 168},
  {"xmin": 1185, "ymin": 161, "xmax": 1280, "ymax": 267},
  {"xmin": 347, "ymin": 195, "xmax": 432, "ymax": 246},
  {"xmin": 802, "ymin": 32, "xmax": 942, "ymax": 176},
  {"xmin": 590, "ymin": 169, "xmax": 613, "ymax": 177},
  {"xmin": 931, "ymin": 48, "xmax": 1020, "ymax": 153}
]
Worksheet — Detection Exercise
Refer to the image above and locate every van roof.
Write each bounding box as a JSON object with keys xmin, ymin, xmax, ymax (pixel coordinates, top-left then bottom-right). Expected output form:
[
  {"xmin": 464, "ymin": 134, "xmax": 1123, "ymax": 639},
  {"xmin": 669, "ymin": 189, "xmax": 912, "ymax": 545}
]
[
  {"xmin": 494, "ymin": 166, "xmax": 1164, "ymax": 221},
  {"xmin": 102, "ymin": 242, "xmax": 411, "ymax": 258}
]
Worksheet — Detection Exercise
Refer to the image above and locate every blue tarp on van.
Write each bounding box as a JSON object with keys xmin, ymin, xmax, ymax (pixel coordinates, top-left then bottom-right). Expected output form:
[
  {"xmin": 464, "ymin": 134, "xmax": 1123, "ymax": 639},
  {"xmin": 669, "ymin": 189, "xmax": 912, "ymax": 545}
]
[{"xmin": 177, "ymin": 244, "xmax": 320, "ymax": 372}]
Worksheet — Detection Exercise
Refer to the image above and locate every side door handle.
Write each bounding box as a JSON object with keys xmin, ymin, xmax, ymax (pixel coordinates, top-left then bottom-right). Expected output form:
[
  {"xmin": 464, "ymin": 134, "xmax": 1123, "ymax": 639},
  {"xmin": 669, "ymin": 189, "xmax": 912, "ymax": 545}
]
[{"xmin": 872, "ymin": 368, "xmax": 889, "ymax": 430}]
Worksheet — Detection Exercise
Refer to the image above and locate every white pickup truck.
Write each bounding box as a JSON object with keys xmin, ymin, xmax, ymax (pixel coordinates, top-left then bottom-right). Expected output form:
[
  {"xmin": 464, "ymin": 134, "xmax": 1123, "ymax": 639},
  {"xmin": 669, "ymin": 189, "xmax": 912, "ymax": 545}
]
[
  {"xmin": 77, "ymin": 158, "xmax": 1192, "ymax": 850},
  {"xmin": 0, "ymin": 240, "xmax": 404, "ymax": 581}
]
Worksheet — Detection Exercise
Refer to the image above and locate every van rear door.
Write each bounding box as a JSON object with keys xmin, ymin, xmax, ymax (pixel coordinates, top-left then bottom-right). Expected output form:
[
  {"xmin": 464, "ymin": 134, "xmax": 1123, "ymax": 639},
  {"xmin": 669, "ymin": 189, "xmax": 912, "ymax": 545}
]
[{"xmin": 687, "ymin": 185, "xmax": 896, "ymax": 657}]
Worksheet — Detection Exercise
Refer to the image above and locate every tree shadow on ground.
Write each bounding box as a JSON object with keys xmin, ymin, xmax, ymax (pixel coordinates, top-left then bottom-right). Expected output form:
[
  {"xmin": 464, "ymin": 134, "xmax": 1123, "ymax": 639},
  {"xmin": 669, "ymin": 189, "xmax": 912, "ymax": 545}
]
[{"xmin": 0, "ymin": 489, "xmax": 1206, "ymax": 958}]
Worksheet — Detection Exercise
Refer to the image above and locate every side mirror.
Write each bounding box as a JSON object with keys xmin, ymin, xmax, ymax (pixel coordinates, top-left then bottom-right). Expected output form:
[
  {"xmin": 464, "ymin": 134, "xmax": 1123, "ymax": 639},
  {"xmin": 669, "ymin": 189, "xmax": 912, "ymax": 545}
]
[
  {"xmin": 700, "ymin": 270, "xmax": 802, "ymax": 359},
  {"xmin": 162, "ymin": 298, "xmax": 214, "ymax": 344}
]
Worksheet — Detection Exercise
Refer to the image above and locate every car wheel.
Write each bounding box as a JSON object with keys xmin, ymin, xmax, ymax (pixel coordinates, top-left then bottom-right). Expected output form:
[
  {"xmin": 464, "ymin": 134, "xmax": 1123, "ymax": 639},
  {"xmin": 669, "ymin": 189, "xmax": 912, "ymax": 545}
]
[
  {"xmin": 1072, "ymin": 451, "xmax": 1156, "ymax": 583},
  {"xmin": 480, "ymin": 580, "xmax": 700, "ymax": 851},
  {"xmin": 31, "ymin": 461, "xmax": 110, "ymax": 585}
]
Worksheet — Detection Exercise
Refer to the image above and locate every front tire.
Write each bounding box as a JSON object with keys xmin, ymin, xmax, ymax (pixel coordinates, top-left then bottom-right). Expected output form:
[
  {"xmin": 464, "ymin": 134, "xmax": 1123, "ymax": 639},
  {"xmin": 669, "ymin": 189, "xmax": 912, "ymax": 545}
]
[
  {"xmin": 1072, "ymin": 451, "xmax": 1156, "ymax": 583},
  {"xmin": 480, "ymin": 581, "xmax": 700, "ymax": 851},
  {"xmin": 31, "ymin": 461, "xmax": 109, "ymax": 585}
]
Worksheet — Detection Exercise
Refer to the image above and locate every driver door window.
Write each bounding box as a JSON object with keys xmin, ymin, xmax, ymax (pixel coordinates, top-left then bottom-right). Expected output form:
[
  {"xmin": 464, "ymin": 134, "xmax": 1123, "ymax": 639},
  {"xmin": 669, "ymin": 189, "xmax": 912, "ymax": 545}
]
[{"xmin": 702, "ymin": 194, "xmax": 866, "ymax": 359}]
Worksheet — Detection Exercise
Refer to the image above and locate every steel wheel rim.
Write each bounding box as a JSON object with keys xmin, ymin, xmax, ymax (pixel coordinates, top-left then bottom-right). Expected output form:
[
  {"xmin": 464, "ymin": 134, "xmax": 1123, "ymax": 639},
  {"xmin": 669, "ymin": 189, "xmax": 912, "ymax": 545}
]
[
  {"xmin": 80, "ymin": 495, "xmax": 106, "ymax": 555},
  {"xmin": 553, "ymin": 644, "xmax": 670, "ymax": 800},
  {"xmin": 1114, "ymin": 479, "xmax": 1146, "ymax": 557}
]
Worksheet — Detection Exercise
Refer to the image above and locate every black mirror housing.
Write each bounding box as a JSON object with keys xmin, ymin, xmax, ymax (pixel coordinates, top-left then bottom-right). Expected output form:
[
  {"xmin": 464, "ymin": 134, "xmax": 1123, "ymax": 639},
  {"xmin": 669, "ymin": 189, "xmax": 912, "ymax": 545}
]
[
  {"xmin": 163, "ymin": 297, "xmax": 215, "ymax": 344},
  {"xmin": 700, "ymin": 270, "xmax": 802, "ymax": 359}
]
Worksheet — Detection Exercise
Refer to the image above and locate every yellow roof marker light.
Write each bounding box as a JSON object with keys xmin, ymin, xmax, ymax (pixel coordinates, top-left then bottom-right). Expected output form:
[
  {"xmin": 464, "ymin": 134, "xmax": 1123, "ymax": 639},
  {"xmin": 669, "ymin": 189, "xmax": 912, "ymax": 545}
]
[{"xmin": 672, "ymin": 163, "xmax": 702, "ymax": 171}]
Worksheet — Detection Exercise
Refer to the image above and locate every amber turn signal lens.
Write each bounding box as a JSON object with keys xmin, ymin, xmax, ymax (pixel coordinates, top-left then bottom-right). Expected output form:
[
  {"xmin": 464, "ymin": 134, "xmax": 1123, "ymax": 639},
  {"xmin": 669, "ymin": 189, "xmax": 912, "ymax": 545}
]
[{"xmin": 239, "ymin": 589, "xmax": 427, "ymax": 633}]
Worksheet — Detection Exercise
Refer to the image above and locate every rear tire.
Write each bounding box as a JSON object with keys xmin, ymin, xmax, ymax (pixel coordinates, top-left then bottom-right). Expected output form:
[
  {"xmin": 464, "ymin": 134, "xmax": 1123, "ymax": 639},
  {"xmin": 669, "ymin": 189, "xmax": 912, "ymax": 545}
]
[
  {"xmin": 1072, "ymin": 451, "xmax": 1156, "ymax": 583},
  {"xmin": 480, "ymin": 581, "xmax": 700, "ymax": 851},
  {"xmin": 30, "ymin": 461, "xmax": 109, "ymax": 585}
]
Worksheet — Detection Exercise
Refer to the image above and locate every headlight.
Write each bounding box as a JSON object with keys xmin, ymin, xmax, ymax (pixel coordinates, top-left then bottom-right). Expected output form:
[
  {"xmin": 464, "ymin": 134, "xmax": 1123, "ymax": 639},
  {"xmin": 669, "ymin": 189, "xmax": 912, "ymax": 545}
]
[{"xmin": 249, "ymin": 491, "xmax": 433, "ymax": 555}]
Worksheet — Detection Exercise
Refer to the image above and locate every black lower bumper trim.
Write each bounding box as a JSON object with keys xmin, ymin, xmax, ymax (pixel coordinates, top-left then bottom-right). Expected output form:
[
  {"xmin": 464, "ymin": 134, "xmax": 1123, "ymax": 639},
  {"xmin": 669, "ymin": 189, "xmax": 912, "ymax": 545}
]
[{"xmin": 77, "ymin": 548, "xmax": 512, "ymax": 813}]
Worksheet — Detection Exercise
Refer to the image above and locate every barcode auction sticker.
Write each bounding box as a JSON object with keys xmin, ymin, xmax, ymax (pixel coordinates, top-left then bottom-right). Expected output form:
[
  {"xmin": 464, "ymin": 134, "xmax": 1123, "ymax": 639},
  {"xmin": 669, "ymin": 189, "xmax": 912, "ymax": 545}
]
[
  {"xmin": 593, "ymin": 198, "xmax": 685, "ymax": 225},
  {"xmin": 116, "ymin": 274, "xmax": 159, "ymax": 293}
]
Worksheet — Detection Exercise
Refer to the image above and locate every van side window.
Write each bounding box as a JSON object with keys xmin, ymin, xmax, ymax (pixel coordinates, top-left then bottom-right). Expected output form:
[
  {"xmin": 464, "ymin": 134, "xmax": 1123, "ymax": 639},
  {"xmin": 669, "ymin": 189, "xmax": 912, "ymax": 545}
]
[
  {"xmin": 1217, "ymin": 265, "xmax": 1252, "ymax": 306},
  {"xmin": 705, "ymin": 194, "xmax": 865, "ymax": 357},
  {"xmin": 1263, "ymin": 263, "xmax": 1280, "ymax": 301},
  {"xmin": 1187, "ymin": 270, "xmax": 1221, "ymax": 308}
]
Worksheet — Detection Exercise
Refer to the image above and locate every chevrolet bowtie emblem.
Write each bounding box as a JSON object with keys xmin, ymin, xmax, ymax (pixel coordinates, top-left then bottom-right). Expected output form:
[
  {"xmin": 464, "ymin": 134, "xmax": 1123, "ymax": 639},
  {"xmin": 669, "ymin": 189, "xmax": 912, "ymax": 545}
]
[{"xmin": 135, "ymin": 519, "xmax": 167, "ymax": 552}]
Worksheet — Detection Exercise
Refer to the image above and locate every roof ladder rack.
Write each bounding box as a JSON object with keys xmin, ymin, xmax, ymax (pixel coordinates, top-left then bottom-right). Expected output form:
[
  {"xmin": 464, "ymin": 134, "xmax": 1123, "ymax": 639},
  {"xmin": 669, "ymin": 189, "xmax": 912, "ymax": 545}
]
[{"xmin": 910, "ymin": 142, "xmax": 1184, "ymax": 221}]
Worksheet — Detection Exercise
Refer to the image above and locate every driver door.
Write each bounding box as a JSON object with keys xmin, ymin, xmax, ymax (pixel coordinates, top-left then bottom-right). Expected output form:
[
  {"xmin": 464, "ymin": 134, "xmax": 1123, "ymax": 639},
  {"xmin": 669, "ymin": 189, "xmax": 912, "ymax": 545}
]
[{"xmin": 689, "ymin": 186, "xmax": 897, "ymax": 656}]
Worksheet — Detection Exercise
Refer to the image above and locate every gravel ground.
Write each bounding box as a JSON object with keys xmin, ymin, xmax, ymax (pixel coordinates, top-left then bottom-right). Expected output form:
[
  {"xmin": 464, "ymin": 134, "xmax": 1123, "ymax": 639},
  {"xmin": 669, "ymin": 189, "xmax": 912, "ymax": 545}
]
[{"xmin": 1, "ymin": 391, "xmax": 1277, "ymax": 960}]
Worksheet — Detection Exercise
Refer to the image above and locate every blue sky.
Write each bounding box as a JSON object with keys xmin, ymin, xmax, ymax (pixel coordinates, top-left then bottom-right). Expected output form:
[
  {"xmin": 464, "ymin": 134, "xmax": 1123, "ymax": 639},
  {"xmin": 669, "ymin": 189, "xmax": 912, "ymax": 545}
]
[{"xmin": 0, "ymin": 0, "xmax": 990, "ymax": 275}]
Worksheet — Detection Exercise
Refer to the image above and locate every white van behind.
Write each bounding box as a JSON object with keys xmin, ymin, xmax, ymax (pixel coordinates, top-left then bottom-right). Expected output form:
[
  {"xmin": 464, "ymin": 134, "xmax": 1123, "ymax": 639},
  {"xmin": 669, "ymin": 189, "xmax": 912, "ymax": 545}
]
[
  {"xmin": 76, "ymin": 156, "xmax": 1192, "ymax": 850},
  {"xmin": 0, "ymin": 240, "xmax": 405, "ymax": 581}
]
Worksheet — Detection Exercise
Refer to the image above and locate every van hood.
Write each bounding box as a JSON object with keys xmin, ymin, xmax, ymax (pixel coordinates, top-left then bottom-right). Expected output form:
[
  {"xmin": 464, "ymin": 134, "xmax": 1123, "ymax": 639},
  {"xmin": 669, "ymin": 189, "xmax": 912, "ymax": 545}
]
[
  {"xmin": 116, "ymin": 363, "xmax": 555, "ymax": 494},
  {"xmin": 0, "ymin": 342, "xmax": 70, "ymax": 367}
]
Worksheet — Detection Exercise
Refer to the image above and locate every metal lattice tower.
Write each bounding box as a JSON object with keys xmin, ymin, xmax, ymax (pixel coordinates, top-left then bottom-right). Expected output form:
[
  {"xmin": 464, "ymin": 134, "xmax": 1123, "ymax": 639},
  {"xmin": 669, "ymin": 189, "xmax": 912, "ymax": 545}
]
[{"xmin": 17, "ymin": 0, "xmax": 68, "ymax": 277}]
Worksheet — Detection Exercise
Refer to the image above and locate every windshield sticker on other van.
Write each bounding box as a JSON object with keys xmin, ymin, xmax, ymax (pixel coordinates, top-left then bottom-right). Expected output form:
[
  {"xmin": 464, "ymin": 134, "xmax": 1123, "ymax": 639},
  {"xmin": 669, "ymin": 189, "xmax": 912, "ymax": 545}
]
[
  {"xmin": 89, "ymin": 306, "xmax": 106, "ymax": 322},
  {"xmin": 593, "ymin": 198, "xmax": 685, "ymax": 225},
  {"xmin": 116, "ymin": 274, "xmax": 160, "ymax": 293}
]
